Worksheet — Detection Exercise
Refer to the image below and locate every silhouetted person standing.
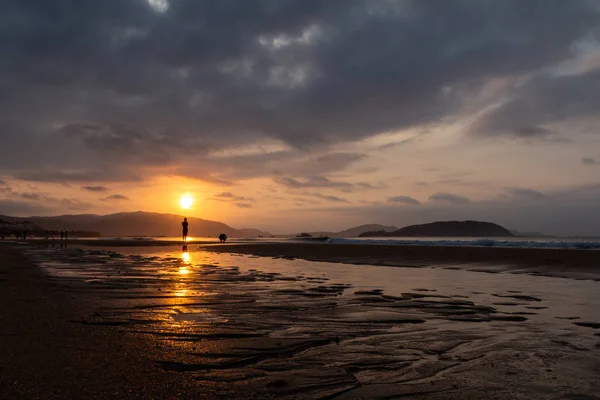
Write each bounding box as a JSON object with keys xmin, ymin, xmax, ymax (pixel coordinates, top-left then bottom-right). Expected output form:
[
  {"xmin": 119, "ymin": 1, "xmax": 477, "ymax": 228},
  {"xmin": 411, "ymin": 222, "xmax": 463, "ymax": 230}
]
[
  {"xmin": 182, "ymin": 218, "xmax": 189, "ymax": 242},
  {"xmin": 60, "ymin": 231, "xmax": 64, "ymax": 240},
  {"xmin": 64, "ymin": 230, "xmax": 68, "ymax": 241}
]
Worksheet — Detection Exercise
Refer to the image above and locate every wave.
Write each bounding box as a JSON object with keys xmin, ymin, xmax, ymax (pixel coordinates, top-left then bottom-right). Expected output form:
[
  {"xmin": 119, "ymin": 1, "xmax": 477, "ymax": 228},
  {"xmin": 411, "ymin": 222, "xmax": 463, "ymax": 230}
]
[{"xmin": 327, "ymin": 238, "xmax": 600, "ymax": 250}]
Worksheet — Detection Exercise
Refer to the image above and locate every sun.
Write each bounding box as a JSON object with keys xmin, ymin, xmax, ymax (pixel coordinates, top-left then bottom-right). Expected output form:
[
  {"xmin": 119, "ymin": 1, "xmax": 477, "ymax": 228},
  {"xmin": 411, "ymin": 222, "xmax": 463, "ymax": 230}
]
[{"xmin": 180, "ymin": 195, "xmax": 194, "ymax": 209}]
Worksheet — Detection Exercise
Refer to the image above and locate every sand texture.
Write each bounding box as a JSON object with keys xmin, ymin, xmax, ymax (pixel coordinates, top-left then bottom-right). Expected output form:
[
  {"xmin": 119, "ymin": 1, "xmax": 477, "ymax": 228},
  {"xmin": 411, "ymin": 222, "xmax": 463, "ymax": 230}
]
[{"xmin": 1, "ymin": 242, "xmax": 600, "ymax": 399}]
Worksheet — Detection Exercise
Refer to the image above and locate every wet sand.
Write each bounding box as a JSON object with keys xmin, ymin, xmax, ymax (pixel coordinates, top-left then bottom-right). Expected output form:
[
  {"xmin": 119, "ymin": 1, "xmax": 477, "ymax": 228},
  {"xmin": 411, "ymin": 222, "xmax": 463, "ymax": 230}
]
[
  {"xmin": 0, "ymin": 244, "xmax": 265, "ymax": 399},
  {"xmin": 2, "ymin": 242, "xmax": 600, "ymax": 399},
  {"xmin": 205, "ymin": 242, "xmax": 600, "ymax": 280}
]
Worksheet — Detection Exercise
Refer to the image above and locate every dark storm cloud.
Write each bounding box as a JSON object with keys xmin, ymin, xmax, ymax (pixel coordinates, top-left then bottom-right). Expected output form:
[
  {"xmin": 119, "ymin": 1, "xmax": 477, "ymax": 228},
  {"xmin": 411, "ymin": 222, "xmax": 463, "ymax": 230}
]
[
  {"xmin": 188, "ymin": 151, "xmax": 367, "ymax": 183},
  {"xmin": 388, "ymin": 196, "xmax": 421, "ymax": 205},
  {"xmin": 473, "ymin": 69, "xmax": 600, "ymax": 138},
  {"xmin": 582, "ymin": 157, "xmax": 600, "ymax": 165},
  {"xmin": 82, "ymin": 186, "xmax": 110, "ymax": 192},
  {"xmin": 428, "ymin": 193, "xmax": 471, "ymax": 204},
  {"xmin": 1, "ymin": 0, "xmax": 599, "ymax": 180}
]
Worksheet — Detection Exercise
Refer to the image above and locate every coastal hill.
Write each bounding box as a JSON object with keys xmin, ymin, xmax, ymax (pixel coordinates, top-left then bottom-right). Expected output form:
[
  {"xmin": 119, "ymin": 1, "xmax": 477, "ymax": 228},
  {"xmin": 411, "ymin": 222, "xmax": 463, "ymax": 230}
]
[
  {"xmin": 0, "ymin": 212, "xmax": 270, "ymax": 238},
  {"xmin": 290, "ymin": 224, "xmax": 398, "ymax": 238},
  {"xmin": 359, "ymin": 220, "xmax": 514, "ymax": 237},
  {"xmin": 335, "ymin": 224, "xmax": 398, "ymax": 237}
]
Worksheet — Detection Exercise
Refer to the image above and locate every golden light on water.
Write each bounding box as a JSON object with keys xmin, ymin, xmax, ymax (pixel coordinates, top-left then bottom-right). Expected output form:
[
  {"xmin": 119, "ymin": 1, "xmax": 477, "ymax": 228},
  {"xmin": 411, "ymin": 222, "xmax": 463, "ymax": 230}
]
[
  {"xmin": 180, "ymin": 195, "xmax": 194, "ymax": 209},
  {"xmin": 174, "ymin": 288, "xmax": 188, "ymax": 297},
  {"xmin": 181, "ymin": 252, "xmax": 190, "ymax": 263}
]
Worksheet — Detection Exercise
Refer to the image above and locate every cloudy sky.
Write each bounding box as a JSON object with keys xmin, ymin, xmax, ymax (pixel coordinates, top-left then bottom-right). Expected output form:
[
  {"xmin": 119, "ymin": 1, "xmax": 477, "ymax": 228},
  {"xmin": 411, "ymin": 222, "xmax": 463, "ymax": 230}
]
[{"xmin": 2, "ymin": 0, "xmax": 600, "ymax": 235}]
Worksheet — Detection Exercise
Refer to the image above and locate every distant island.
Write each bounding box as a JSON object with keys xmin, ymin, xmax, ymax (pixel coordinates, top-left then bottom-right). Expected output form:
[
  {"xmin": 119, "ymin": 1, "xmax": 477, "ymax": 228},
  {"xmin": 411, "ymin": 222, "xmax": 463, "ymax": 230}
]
[
  {"xmin": 359, "ymin": 220, "xmax": 514, "ymax": 237},
  {"xmin": 289, "ymin": 224, "xmax": 398, "ymax": 238}
]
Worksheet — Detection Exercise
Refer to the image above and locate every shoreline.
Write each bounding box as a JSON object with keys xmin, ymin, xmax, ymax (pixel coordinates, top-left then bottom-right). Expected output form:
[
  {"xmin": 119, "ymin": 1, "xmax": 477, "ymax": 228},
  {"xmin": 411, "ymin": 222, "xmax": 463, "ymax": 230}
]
[
  {"xmin": 9, "ymin": 238, "xmax": 600, "ymax": 279},
  {"xmin": 1, "ymin": 238, "xmax": 220, "ymax": 247},
  {"xmin": 203, "ymin": 242, "xmax": 600, "ymax": 280}
]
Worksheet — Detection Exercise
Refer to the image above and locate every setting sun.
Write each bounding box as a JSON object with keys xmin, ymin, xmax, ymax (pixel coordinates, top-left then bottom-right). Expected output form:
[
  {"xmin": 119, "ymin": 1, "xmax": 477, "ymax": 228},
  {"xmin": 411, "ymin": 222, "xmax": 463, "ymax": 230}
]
[{"xmin": 180, "ymin": 195, "xmax": 194, "ymax": 209}]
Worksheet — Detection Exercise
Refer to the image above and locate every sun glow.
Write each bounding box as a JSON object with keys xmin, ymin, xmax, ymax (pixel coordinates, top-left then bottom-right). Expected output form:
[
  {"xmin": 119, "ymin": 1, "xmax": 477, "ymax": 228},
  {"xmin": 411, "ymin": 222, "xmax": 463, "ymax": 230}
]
[{"xmin": 180, "ymin": 195, "xmax": 194, "ymax": 209}]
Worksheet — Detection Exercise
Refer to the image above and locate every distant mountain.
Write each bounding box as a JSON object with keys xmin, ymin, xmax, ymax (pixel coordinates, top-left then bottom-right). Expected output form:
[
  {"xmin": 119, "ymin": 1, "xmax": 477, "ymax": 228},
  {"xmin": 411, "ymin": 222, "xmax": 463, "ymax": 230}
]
[
  {"xmin": 334, "ymin": 224, "xmax": 398, "ymax": 237},
  {"xmin": 0, "ymin": 212, "xmax": 271, "ymax": 238},
  {"xmin": 286, "ymin": 224, "xmax": 399, "ymax": 238},
  {"xmin": 359, "ymin": 221, "xmax": 514, "ymax": 237}
]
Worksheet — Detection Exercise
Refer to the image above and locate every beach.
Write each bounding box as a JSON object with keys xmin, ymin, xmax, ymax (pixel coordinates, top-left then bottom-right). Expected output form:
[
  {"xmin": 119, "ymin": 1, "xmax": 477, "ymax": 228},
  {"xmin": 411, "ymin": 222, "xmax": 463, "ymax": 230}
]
[{"xmin": 1, "ymin": 240, "xmax": 600, "ymax": 399}]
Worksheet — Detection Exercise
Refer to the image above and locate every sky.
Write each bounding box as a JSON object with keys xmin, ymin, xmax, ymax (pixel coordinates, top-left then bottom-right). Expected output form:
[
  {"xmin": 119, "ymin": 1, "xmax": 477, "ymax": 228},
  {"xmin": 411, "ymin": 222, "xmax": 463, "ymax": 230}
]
[{"xmin": 2, "ymin": 0, "xmax": 600, "ymax": 236}]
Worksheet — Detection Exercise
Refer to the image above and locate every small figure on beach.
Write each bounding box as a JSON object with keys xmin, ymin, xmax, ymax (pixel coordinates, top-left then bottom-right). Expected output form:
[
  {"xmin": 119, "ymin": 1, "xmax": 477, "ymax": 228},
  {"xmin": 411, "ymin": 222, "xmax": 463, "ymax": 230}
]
[
  {"xmin": 60, "ymin": 230, "xmax": 64, "ymax": 240},
  {"xmin": 182, "ymin": 218, "xmax": 189, "ymax": 241},
  {"xmin": 64, "ymin": 230, "xmax": 68, "ymax": 241},
  {"xmin": 219, "ymin": 233, "xmax": 227, "ymax": 243}
]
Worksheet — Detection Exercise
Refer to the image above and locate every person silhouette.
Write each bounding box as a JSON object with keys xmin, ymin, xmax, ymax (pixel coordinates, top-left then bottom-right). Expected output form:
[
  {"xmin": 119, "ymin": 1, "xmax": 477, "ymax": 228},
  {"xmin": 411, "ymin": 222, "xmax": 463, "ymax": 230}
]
[
  {"xmin": 219, "ymin": 233, "xmax": 227, "ymax": 243},
  {"xmin": 182, "ymin": 218, "xmax": 189, "ymax": 242}
]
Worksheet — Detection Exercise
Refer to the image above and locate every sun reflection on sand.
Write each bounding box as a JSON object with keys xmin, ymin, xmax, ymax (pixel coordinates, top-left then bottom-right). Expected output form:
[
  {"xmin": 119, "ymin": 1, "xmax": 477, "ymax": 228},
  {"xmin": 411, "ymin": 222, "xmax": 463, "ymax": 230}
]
[
  {"xmin": 181, "ymin": 251, "xmax": 190, "ymax": 263},
  {"xmin": 174, "ymin": 288, "xmax": 188, "ymax": 297}
]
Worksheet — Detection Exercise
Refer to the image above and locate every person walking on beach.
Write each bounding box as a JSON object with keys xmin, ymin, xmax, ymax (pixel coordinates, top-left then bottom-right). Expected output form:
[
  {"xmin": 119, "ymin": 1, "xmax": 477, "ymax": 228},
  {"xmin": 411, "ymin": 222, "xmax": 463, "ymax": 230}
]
[{"xmin": 182, "ymin": 218, "xmax": 189, "ymax": 242}]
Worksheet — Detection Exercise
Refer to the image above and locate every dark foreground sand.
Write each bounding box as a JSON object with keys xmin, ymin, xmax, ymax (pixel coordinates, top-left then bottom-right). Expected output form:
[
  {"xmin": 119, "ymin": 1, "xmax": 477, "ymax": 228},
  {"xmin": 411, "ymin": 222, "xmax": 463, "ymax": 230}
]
[
  {"xmin": 0, "ymin": 244, "xmax": 265, "ymax": 399},
  {"xmin": 2, "ymin": 242, "xmax": 600, "ymax": 399},
  {"xmin": 204, "ymin": 242, "xmax": 600, "ymax": 280}
]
